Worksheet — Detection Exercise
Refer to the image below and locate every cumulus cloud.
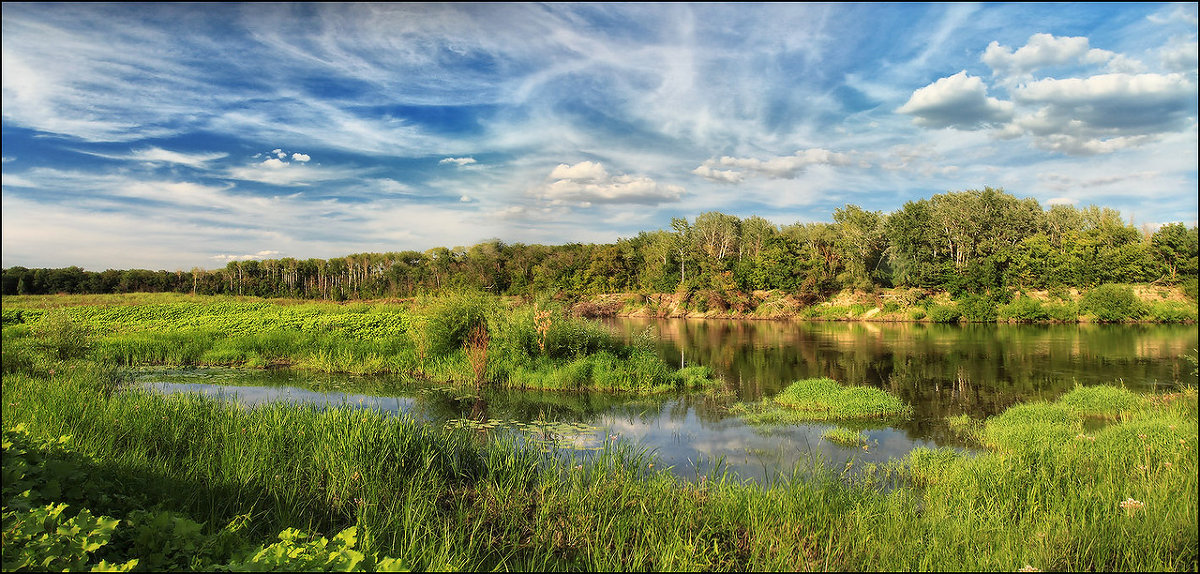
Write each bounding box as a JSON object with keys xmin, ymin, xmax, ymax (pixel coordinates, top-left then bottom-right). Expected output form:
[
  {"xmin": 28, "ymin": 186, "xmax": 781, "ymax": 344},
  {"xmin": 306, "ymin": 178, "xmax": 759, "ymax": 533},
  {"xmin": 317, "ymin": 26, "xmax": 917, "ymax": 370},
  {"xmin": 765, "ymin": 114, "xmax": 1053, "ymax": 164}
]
[
  {"xmin": 1009, "ymin": 72, "xmax": 1197, "ymax": 154},
  {"xmin": 291, "ymin": 152, "xmax": 311, "ymax": 162},
  {"xmin": 1161, "ymin": 39, "xmax": 1199, "ymax": 73},
  {"xmin": 261, "ymin": 157, "xmax": 289, "ymax": 169},
  {"xmin": 983, "ymin": 34, "xmax": 1092, "ymax": 78},
  {"xmin": 691, "ymin": 165, "xmax": 744, "ymax": 184},
  {"xmin": 438, "ymin": 157, "xmax": 477, "ymax": 167},
  {"xmin": 548, "ymin": 160, "xmax": 608, "ymax": 182},
  {"xmin": 534, "ymin": 162, "xmax": 683, "ymax": 205},
  {"xmin": 896, "ymin": 71, "xmax": 1014, "ymax": 130},
  {"xmin": 694, "ymin": 149, "xmax": 856, "ymax": 182}
]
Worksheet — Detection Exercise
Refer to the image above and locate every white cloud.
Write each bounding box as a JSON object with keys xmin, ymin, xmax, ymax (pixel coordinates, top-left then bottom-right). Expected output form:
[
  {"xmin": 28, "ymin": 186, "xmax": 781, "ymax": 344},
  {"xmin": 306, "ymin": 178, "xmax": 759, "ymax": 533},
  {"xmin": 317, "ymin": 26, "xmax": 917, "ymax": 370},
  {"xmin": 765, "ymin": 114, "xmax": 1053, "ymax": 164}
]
[
  {"xmin": 272, "ymin": 148, "xmax": 285, "ymax": 158},
  {"xmin": 691, "ymin": 165, "xmax": 744, "ymax": 184},
  {"xmin": 697, "ymin": 149, "xmax": 856, "ymax": 181},
  {"xmin": 74, "ymin": 147, "xmax": 229, "ymax": 168},
  {"xmin": 1160, "ymin": 40, "xmax": 1199, "ymax": 73},
  {"xmin": 439, "ymin": 157, "xmax": 477, "ymax": 167},
  {"xmin": 896, "ymin": 71, "xmax": 1014, "ymax": 130},
  {"xmin": 1008, "ymin": 72, "xmax": 1197, "ymax": 154},
  {"xmin": 225, "ymin": 160, "xmax": 369, "ymax": 186},
  {"xmin": 982, "ymin": 34, "xmax": 1092, "ymax": 78},
  {"xmin": 211, "ymin": 250, "xmax": 282, "ymax": 263},
  {"xmin": 548, "ymin": 160, "xmax": 609, "ymax": 182},
  {"xmin": 291, "ymin": 152, "xmax": 311, "ymax": 162},
  {"xmin": 534, "ymin": 162, "xmax": 683, "ymax": 205}
]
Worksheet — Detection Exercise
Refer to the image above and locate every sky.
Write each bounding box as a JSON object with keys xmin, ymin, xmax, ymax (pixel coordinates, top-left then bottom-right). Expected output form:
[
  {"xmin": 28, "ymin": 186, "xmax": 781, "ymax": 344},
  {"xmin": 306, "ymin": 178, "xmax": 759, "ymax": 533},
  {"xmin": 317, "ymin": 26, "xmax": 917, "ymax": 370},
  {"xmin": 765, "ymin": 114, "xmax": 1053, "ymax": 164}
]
[{"xmin": 2, "ymin": 3, "xmax": 1197, "ymax": 271}]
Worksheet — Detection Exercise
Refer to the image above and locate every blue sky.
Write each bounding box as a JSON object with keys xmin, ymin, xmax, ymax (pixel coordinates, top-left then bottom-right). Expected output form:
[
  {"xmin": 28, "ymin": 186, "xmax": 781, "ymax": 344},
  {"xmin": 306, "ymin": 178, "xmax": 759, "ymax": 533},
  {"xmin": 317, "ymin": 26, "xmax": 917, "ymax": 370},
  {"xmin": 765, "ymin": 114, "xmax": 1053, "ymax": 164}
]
[{"xmin": 2, "ymin": 3, "xmax": 1197, "ymax": 270}]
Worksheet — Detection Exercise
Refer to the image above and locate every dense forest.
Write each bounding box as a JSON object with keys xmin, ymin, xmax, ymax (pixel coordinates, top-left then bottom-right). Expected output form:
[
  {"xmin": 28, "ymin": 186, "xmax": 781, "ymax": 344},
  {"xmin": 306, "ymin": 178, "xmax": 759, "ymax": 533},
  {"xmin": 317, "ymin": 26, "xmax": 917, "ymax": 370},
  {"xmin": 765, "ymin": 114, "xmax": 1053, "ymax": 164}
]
[{"xmin": 4, "ymin": 188, "xmax": 1198, "ymax": 301}]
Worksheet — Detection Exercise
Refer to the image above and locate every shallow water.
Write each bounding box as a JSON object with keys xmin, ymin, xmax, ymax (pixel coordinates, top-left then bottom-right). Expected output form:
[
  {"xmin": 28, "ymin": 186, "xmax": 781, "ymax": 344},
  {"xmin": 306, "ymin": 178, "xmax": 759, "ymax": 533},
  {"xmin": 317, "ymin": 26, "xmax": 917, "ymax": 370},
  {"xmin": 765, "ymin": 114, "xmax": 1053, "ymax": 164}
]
[{"xmin": 139, "ymin": 319, "xmax": 1197, "ymax": 482}]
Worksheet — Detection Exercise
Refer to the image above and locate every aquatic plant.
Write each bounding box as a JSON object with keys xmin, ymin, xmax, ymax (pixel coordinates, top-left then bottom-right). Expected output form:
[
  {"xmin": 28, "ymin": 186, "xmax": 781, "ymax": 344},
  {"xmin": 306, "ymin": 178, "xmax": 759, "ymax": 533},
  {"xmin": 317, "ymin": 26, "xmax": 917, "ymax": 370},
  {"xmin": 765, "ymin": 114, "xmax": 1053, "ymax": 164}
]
[{"xmin": 733, "ymin": 378, "xmax": 912, "ymax": 424}]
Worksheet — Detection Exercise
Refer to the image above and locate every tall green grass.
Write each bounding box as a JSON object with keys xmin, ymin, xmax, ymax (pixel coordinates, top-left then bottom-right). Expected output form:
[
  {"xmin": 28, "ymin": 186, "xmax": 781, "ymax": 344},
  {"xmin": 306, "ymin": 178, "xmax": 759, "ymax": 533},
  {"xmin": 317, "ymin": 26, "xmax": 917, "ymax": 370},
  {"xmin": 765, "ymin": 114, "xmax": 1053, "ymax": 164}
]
[
  {"xmin": 732, "ymin": 378, "xmax": 913, "ymax": 424},
  {"xmin": 3, "ymin": 361, "xmax": 1196, "ymax": 571},
  {"xmin": 4, "ymin": 293, "xmax": 713, "ymax": 394}
]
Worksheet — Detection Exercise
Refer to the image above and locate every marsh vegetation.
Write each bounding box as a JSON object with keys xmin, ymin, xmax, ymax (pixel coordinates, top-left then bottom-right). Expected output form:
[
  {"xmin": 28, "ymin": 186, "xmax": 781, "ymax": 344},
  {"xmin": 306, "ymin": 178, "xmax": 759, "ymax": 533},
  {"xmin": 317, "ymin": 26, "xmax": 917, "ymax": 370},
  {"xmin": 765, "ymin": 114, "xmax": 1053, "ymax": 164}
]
[{"xmin": 3, "ymin": 292, "xmax": 1197, "ymax": 571}]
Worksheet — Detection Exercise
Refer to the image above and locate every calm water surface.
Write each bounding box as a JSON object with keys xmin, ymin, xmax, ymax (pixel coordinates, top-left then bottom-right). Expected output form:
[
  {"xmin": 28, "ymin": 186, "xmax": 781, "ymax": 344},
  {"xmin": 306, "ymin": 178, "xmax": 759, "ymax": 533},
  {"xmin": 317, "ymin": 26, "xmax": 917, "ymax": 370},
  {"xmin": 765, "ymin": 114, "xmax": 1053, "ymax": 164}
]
[{"xmin": 141, "ymin": 319, "xmax": 1197, "ymax": 482}]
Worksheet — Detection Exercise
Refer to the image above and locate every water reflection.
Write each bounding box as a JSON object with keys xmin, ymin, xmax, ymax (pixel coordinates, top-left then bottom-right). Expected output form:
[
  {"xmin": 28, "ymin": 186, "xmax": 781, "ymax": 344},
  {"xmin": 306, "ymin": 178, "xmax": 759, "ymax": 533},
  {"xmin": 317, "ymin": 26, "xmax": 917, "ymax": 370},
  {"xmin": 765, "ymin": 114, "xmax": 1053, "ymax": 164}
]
[
  {"xmin": 141, "ymin": 370, "xmax": 942, "ymax": 483},
  {"xmin": 137, "ymin": 320, "xmax": 1195, "ymax": 483},
  {"xmin": 603, "ymin": 318, "xmax": 1198, "ymax": 422}
]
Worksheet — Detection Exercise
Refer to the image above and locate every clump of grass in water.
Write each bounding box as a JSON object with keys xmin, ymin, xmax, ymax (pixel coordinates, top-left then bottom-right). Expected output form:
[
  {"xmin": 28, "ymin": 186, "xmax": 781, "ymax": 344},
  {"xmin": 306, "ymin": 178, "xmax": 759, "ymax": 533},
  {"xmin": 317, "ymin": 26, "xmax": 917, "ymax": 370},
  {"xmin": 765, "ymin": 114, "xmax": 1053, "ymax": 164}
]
[
  {"xmin": 732, "ymin": 378, "xmax": 912, "ymax": 424},
  {"xmin": 1057, "ymin": 384, "xmax": 1143, "ymax": 418},
  {"xmin": 822, "ymin": 426, "xmax": 868, "ymax": 447}
]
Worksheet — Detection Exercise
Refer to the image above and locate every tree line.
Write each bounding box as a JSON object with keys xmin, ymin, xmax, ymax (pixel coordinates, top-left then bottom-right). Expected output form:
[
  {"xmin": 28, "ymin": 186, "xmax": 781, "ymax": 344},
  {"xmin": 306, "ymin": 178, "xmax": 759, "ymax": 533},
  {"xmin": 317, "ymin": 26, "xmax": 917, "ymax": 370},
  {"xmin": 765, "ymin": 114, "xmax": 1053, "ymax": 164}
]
[{"xmin": 4, "ymin": 188, "xmax": 1197, "ymax": 301}]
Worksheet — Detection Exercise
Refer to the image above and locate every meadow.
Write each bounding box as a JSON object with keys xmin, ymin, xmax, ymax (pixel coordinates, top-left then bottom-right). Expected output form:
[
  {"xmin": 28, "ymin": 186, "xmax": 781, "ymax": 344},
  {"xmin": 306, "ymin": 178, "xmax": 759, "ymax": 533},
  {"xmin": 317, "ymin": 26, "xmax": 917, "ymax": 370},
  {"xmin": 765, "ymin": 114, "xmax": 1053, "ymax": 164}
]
[{"xmin": 2, "ymin": 293, "xmax": 1197, "ymax": 571}]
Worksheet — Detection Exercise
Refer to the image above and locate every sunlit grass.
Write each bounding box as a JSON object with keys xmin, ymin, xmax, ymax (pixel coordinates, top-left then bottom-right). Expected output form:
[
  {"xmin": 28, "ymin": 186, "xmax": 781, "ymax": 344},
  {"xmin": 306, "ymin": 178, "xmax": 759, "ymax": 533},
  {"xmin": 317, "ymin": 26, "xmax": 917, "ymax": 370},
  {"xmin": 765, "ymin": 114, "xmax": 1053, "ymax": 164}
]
[{"xmin": 732, "ymin": 378, "xmax": 913, "ymax": 424}]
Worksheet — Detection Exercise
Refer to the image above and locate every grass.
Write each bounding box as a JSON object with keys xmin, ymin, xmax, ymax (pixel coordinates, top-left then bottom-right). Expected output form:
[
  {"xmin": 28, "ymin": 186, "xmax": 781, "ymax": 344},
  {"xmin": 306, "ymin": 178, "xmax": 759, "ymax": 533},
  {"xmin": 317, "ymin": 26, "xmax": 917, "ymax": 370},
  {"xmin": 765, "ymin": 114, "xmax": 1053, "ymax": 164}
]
[
  {"xmin": 821, "ymin": 427, "xmax": 869, "ymax": 447},
  {"xmin": 1, "ymin": 293, "xmax": 714, "ymax": 395},
  {"xmin": 3, "ymin": 295, "xmax": 1197, "ymax": 571},
  {"xmin": 3, "ymin": 355, "xmax": 1196, "ymax": 571},
  {"xmin": 731, "ymin": 378, "xmax": 913, "ymax": 424}
]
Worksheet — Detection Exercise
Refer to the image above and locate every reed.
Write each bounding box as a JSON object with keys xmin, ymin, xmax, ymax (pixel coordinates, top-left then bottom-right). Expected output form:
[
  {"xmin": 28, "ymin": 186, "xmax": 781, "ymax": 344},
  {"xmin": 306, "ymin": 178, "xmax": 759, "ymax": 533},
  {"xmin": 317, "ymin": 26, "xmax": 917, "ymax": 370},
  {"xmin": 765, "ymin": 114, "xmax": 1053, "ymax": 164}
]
[{"xmin": 3, "ymin": 364, "xmax": 1196, "ymax": 571}]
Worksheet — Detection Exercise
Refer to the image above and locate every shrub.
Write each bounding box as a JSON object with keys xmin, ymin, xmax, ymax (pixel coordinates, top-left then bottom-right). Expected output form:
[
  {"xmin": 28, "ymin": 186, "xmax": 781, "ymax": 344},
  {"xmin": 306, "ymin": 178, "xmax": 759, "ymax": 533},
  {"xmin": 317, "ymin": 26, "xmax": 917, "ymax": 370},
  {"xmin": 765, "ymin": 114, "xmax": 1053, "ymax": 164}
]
[
  {"xmin": 882, "ymin": 301, "xmax": 900, "ymax": 314},
  {"xmin": 1043, "ymin": 302, "xmax": 1078, "ymax": 322},
  {"xmin": 956, "ymin": 295, "xmax": 998, "ymax": 323},
  {"xmin": 908, "ymin": 309, "xmax": 926, "ymax": 321},
  {"xmin": 423, "ymin": 293, "xmax": 496, "ymax": 355},
  {"xmin": 1147, "ymin": 301, "xmax": 1198, "ymax": 323},
  {"xmin": 30, "ymin": 311, "xmax": 93, "ymax": 360},
  {"xmin": 927, "ymin": 305, "xmax": 961, "ymax": 324},
  {"xmin": 998, "ymin": 297, "xmax": 1048, "ymax": 322},
  {"xmin": 1079, "ymin": 284, "xmax": 1146, "ymax": 322}
]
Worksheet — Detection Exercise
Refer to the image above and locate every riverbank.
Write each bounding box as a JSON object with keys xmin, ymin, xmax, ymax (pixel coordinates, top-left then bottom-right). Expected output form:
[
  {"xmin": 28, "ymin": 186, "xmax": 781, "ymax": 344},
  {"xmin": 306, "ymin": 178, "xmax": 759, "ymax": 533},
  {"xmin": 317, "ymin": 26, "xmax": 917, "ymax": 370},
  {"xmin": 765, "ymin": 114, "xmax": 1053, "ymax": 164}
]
[
  {"xmin": 3, "ymin": 348, "xmax": 1196, "ymax": 571},
  {"xmin": 574, "ymin": 284, "xmax": 1197, "ymax": 324},
  {"xmin": 0, "ymin": 293, "xmax": 713, "ymax": 393}
]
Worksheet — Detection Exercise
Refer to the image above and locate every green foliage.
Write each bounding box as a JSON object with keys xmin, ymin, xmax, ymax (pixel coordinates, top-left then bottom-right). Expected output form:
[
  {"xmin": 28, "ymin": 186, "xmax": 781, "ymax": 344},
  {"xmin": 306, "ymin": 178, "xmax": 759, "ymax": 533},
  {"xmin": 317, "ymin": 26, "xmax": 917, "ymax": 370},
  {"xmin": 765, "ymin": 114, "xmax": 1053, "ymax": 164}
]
[
  {"xmin": 955, "ymin": 294, "xmax": 998, "ymax": 323},
  {"xmin": 1079, "ymin": 284, "xmax": 1146, "ymax": 322},
  {"xmin": 998, "ymin": 297, "xmax": 1049, "ymax": 322},
  {"xmin": 1057, "ymin": 385, "xmax": 1142, "ymax": 418},
  {"xmin": 31, "ymin": 311, "xmax": 94, "ymax": 360},
  {"xmin": 908, "ymin": 309, "xmax": 926, "ymax": 321},
  {"xmin": 821, "ymin": 427, "xmax": 868, "ymax": 447},
  {"xmin": 927, "ymin": 304, "xmax": 961, "ymax": 324},
  {"xmin": 1146, "ymin": 300, "xmax": 1198, "ymax": 323},
  {"xmin": 734, "ymin": 378, "xmax": 912, "ymax": 424},
  {"xmin": 227, "ymin": 526, "xmax": 408, "ymax": 572},
  {"xmin": 1043, "ymin": 301, "xmax": 1078, "ymax": 322},
  {"xmin": 2, "ymin": 495, "xmax": 138, "ymax": 572},
  {"xmin": 422, "ymin": 293, "xmax": 496, "ymax": 356},
  {"xmin": 1182, "ymin": 276, "xmax": 1198, "ymax": 301}
]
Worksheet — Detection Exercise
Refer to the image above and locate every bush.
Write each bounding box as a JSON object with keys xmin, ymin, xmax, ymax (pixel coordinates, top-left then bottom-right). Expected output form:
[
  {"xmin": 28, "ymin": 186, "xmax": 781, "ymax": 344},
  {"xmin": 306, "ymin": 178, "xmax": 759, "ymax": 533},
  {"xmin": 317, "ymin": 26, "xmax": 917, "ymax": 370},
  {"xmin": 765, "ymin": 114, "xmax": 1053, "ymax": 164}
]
[
  {"xmin": 423, "ymin": 293, "xmax": 496, "ymax": 355},
  {"xmin": 30, "ymin": 312, "xmax": 93, "ymax": 360},
  {"xmin": 908, "ymin": 309, "xmax": 926, "ymax": 321},
  {"xmin": 1147, "ymin": 301, "xmax": 1198, "ymax": 323},
  {"xmin": 1043, "ymin": 302, "xmax": 1078, "ymax": 322},
  {"xmin": 1079, "ymin": 284, "xmax": 1146, "ymax": 322},
  {"xmin": 956, "ymin": 295, "xmax": 998, "ymax": 323},
  {"xmin": 927, "ymin": 305, "xmax": 961, "ymax": 324},
  {"xmin": 998, "ymin": 297, "xmax": 1048, "ymax": 322},
  {"xmin": 882, "ymin": 301, "xmax": 900, "ymax": 313}
]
